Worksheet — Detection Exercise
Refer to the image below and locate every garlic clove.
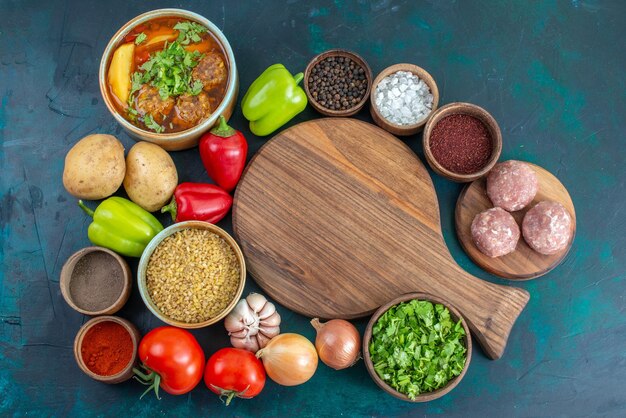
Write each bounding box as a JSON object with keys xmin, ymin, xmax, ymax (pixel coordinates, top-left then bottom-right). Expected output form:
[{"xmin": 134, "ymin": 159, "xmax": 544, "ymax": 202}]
[
  {"xmin": 231, "ymin": 335, "xmax": 260, "ymax": 352},
  {"xmin": 255, "ymin": 332, "xmax": 273, "ymax": 349},
  {"xmin": 260, "ymin": 311, "xmax": 281, "ymax": 327},
  {"xmin": 258, "ymin": 301, "xmax": 277, "ymax": 320},
  {"xmin": 224, "ymin": 311, "xmax": 245, "ymax": 332},
  {"xmin": 246, "ymin": 293, "xmax": 268, "ymax": 313},
  {"xmin": 258, "ymin": 325, "xmax": 281, "ymax": 339},
  {"xmin": 228, "ymin": 329, "xmax": 249, "ymax": 338},
  {"xmin": 231, "ymin": 299, "xmax": 256, "ymax": 325}
]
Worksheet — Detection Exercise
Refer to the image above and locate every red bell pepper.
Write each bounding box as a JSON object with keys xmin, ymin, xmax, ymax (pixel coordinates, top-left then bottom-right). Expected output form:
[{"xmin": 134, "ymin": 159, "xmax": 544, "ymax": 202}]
[
  {"xmin": 161, "ymin": 183, "xmax": 232, "ymax": 224},
  {"xmin": 199, "ymin": 116, "xmax": 248, "ymax": 192}
]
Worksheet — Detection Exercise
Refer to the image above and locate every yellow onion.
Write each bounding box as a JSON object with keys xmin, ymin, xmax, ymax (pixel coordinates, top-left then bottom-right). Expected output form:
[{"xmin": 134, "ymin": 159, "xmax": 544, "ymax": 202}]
[
  {"xmin": 311, "ymin": 318, "xmax": 361, "ymax": 370},
  {"xmin": 256, "ymin": 333, "xmax": 318, "ymax": 386}
]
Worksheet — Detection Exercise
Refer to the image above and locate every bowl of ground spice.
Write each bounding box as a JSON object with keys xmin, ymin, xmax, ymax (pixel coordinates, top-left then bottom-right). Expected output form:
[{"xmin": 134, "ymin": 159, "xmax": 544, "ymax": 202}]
[
  {"xmin": 370, "ymin": 63, "xmax": 440, "ymax": 136},
  {"xmin": 60, "ymin": 246, "xmax": 132, "ymax": 315},
  {"xmin": 304, "ymin": 49, "xmax": 372, "ymax": 117},
  {"xmin": 423, "ymin": 102, "xmax": 502, "ymax": 182},
  {"xmin": 74, "ymin": 315, "xmax": 140, "ymax": 383},
  {"xmin": 138, "ymin": 221, "xmax": 246, "ymax": 328}
]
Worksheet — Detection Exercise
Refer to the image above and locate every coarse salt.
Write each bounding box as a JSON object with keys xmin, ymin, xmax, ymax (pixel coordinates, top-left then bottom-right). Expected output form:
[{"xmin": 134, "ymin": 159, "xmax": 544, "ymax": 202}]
[{"xmin": 374, "ymin": 71, "xmax": 433, "ymax": 125}]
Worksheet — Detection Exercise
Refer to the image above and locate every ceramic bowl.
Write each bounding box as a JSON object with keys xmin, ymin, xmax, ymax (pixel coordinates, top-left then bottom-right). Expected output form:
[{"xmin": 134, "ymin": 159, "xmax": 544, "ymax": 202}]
[
  {"xmin": 369, "ymin": 63, "xmax": 439, "ymax": 136},
  {"xmin": 137, "ymin": 221, "xmax": 246, "ymax": 328},
  {"xmin": 304, "ymin": 49, "xmax": 373, "ymax": 117},
  {"xmin": 60, "ymin": 246, "xmax": 132, "ymax": 316},
  {"xmin": 423, "ymin": 102, "xmax": 502, "ymax": 182},
  {"xmin": 363, "ymin": 292, "xmax": 472, "ymax": 402},
  {"xmin": 73, "ymin": 316, "xmax": 140, "ymax": 384},
  {"xmin": 98, "ymin": 8, "xmax": 239, "ymax": 151}
]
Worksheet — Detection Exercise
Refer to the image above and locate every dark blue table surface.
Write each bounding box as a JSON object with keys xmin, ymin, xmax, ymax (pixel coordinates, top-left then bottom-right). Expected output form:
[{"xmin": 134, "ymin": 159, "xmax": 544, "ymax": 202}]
[{"xmin": 1, "ymin": 1, "xmax": 625, "ymax": 417}]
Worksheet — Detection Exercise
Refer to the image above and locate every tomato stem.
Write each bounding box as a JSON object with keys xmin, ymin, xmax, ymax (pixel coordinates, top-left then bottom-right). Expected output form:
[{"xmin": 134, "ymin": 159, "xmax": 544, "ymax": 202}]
[
  {"xmin": 225, "ymin": 391, "xmax": 236, "ymax": 406},
  {"xmin": 133, "ymin": 365, "xmax": 162, "ymax": 400},
  {"xmin": 210, "ymin": 384, "xmax": 250, "ymax": 406}
]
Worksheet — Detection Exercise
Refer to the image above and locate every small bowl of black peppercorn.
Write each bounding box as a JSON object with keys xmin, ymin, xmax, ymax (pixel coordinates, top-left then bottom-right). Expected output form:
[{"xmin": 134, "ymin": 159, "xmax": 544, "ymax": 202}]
[{"xmin": 304, "ymin": 49, "xmax": 372, "ymax": 117}]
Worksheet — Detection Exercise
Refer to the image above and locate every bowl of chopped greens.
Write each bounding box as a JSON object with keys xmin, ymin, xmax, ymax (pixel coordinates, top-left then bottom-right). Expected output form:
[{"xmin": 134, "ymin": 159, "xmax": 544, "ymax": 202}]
[
  {"xmin": 99, "ymin": 9, "xmax": 238, "ymax": 151},
  {"xmin": 363, "ymin": 292, "xmax": 472, "ymax": 402}
]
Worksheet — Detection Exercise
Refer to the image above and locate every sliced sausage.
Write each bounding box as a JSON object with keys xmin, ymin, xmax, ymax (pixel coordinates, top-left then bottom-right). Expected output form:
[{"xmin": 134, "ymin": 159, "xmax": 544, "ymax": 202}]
[
  {"xmin": 522, "ymin": 201, "xmax": 572, "ymax": 255},
  {"xmin": 487, "ymin": 160, "xmax": 538, "ymax": 211},
  {"xmin": 471, "ymin": 207, "xmax": 520, "ymax": 257}
]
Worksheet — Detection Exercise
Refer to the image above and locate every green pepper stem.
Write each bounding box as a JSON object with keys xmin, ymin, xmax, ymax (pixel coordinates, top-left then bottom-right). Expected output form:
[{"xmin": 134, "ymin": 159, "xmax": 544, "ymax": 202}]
[
  {"xmin": 78, "ymin": 200, "xmax": 95, "ymax": 217},
  {"xmin": 210, "ymin": 115, "xmax": 236, "ymax": 138},
  {"xmin": 293, "ymin": 72, "xmax": 304, "ymax": 85},
  {"xmin": 161, "ymin": 197, "xmax": 178, "ymax": 222}
]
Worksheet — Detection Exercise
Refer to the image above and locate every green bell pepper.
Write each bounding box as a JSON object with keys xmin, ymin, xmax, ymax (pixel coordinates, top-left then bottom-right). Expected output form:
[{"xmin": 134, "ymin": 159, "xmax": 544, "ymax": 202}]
[
  {"xmin": 241, "ymin": 63, "xmax": 308, "ymax": 136},
  {"xmin": 78, "ymin": 197, "xmax": 163, "ymax": 257}
]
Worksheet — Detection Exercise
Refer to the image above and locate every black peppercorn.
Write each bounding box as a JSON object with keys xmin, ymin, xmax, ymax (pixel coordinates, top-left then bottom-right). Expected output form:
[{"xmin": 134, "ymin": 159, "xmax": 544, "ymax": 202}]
[{"xmin": 307, "ymin": 55, "xmax": 368, "ymax": 111}]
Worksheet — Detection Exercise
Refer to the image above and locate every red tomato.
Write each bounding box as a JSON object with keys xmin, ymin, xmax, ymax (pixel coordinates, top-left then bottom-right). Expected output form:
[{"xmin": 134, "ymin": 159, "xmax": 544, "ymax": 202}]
[
  {"xmin": 134, "ymin": 50, "xmax": 151, "ymax": 65},
  {"xmin": 204, "ymin": 348, "xmax": 266, "ymax": 405},
  {"xmin": 136, "ymin": 327, "xmax": 205, "ymax": 398}
]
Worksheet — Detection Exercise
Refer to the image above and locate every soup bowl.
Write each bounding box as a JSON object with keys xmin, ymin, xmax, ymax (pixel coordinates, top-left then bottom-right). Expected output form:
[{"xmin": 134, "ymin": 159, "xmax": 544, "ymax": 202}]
[{"xmin": 99, "ymin": 9, "xmax": 238, "ymax": 151}]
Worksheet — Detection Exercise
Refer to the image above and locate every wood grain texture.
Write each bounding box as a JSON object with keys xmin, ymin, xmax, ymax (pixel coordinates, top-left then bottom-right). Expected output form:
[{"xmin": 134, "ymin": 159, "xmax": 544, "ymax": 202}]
[
  {"xmin": 233, "ymin": 118, "xmax": 529, "ymax": 359},
  {"xmin": 455, "ymin": 163, "xmax": 576, "ymax": 280}
]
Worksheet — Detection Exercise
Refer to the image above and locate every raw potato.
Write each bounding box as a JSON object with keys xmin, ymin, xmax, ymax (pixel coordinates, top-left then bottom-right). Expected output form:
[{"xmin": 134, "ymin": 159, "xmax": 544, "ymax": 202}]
[
  {"xmin": 123, "ymin": 142, "xmax": 178, "ymax": 212},
  {"xmin": 63, "ymin": 134, "xmax": 126, "ymax": 200},
  {"xmin": 108, "ymin": 43, "xmax": 135, "ymax": 103}
]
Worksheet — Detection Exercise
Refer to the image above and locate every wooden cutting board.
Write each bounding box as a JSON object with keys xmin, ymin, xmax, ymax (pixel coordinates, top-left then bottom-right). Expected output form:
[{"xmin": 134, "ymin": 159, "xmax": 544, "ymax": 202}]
[
  {"xmin": 233, "ymin": 118, "xmax": 529, "ymax": 359},
  {"xmin": 455, "ymin": 163, "xmax": 576, "ymax": 280}
]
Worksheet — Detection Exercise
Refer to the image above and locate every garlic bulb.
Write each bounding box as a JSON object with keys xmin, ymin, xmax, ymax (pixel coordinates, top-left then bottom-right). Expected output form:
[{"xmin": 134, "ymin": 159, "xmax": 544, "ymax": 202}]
[{"xmin": 224, "ymin": 293, "xmax": 281, "ymax": 352}]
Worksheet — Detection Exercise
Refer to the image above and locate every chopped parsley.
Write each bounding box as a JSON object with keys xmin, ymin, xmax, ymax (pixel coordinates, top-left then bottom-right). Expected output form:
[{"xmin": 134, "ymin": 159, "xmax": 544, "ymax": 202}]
[
  {"xmin": 143, "ymin": 114, "xmax": 164, "ymax": 133},
  {"xmin": 130, "ymin": 41, "xmax": 203, "ymax": 102},
  {"xmin": 369, "ymin": 300, "xmax": 467, "ymax": 400},
  {"xmin": 191, "ymin": 79, "xmax": 203, "ymax": 95},
  {"xmin": 173, "ymin": 21, "xmax": 207, "ymax": 45},
  {"xmin": 134, "ymin": 32, "xmax": 147, "ymax": 45},
  {"xmin": 128, "ymin": 72, "xmax": 144, "ymax": 105},
  {"xmin": 127, "ymin": 106, "xmax": 138, "ymax": 122}
]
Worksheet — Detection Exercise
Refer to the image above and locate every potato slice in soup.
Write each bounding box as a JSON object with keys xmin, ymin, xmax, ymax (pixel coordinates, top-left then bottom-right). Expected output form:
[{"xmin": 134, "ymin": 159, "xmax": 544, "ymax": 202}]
[
  {"xmin": 145, "ymin": 32, "xmax": 177, "ymax": 47},
  {"xmin": 108, "ymin": 43, "xmax": 135, "ymax": 103}
]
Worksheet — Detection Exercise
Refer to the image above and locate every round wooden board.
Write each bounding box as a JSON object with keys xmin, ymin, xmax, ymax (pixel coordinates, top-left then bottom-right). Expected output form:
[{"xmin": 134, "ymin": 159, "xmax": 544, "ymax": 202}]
[
  {"xmin": 233, "ymin": 118, "xmax": 530, "ymax": 360},
  {"xmin": 455, "ymin": 163, "xmax": 576, "ymax": 280}
]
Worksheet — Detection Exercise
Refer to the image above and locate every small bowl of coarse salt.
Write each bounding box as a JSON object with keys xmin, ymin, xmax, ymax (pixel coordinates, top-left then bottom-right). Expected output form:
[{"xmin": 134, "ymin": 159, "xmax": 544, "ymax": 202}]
[{"xmin": 370, "ymin": 64, "xmax": 439, "ymax": 136}]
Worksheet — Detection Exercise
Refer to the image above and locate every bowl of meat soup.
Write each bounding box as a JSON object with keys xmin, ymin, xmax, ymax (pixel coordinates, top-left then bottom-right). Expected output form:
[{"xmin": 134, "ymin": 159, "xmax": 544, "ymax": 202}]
[{"xmin": 99, "ymin": 9, "xmax": 238, "ymax": 151}]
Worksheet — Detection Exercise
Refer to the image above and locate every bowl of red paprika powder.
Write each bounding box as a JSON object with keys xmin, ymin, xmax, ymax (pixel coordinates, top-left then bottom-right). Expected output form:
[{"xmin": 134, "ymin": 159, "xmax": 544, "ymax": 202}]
[
  {"xmin": 423, "ymin": 102, "xmax": 502, "ymax": 182},
  {"xmin": 73, "ymin": 316, "xmax": 140, "ymax": 384}
]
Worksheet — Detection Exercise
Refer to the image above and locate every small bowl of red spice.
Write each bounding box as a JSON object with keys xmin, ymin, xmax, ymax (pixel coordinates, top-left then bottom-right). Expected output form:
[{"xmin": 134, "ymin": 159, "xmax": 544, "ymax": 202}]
[
  {"xmin": 74, "ymin": 316, "xmax": 140, "ymax": 384},
  {"xmin": 423, "ymin": 102, "xmax": 502, "ymax": 182}
]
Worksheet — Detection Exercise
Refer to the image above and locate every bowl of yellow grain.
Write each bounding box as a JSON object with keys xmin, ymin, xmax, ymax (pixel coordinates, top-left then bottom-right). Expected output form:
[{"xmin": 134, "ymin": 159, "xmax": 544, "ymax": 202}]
[{"xmin": 137, "ymin": 221, "xmax": 246, "ymax": 328}]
